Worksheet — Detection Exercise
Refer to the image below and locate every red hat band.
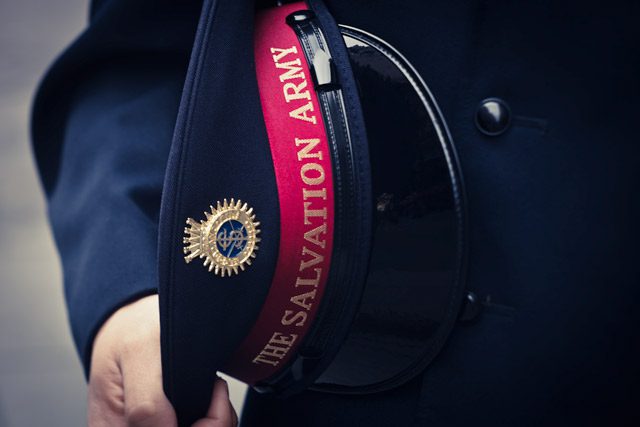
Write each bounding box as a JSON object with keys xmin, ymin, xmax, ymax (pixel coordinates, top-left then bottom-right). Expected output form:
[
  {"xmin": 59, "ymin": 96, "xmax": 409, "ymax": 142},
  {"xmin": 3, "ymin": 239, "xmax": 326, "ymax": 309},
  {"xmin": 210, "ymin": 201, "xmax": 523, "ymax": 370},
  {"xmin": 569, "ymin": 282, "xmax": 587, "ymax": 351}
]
[{"xmin": 224, "ymin": 2, "xmax": 336, "ymax": 385}]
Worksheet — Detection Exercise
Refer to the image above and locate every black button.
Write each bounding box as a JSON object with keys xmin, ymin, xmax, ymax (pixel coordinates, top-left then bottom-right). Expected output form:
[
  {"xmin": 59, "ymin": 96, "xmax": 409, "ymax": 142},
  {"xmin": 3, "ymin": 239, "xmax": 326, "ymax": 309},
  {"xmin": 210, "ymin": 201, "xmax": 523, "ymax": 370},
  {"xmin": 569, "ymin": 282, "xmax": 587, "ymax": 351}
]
[
  {"xmin": 475, "ymin": 98, "xmax": 511, "ymax": 136},
  {"xmin": 459, "ymin": 291, "xmax": 483, "ymax": 322}
]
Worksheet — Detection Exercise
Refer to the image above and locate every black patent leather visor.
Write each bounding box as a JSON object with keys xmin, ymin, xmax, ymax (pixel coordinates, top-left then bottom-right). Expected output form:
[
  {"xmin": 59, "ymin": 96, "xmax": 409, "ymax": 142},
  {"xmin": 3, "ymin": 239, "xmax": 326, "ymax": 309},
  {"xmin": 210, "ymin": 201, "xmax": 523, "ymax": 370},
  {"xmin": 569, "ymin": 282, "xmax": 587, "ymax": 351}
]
[{"xmin": 308, "ymin": 25, "xmax": 468, "ymax": 393}]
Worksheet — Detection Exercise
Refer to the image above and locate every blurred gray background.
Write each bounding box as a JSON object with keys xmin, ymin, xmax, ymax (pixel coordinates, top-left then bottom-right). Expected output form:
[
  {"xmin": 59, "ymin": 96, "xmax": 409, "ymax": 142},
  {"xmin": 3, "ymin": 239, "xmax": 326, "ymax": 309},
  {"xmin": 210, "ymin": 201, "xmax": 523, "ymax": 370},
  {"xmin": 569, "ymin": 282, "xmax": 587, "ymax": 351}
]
[
  {"xmin": 0, "ymin": 1, "xmax": 87, "ymax": 425},
  {"xmin": 0, "ymin": 1, "xmax": 246, "ymax": 425}
]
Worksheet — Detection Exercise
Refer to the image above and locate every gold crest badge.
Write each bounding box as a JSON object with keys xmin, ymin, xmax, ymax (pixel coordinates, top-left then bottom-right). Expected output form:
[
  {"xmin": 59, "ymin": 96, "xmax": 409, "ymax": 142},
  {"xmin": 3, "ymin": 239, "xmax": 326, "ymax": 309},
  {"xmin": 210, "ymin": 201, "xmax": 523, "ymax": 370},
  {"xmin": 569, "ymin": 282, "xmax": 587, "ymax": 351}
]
[{"xmin": 183, "ymin": 199, "xmax": 260, "ymax": 277}]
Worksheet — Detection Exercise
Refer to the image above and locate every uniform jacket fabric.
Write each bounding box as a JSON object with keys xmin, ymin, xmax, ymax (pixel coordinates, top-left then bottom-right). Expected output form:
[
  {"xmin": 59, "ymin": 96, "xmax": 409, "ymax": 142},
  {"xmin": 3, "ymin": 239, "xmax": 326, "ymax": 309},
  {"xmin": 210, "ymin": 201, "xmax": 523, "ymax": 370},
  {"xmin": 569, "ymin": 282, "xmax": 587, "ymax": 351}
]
[{"xmin": 32, "ymin": 0, "xmax": 639, "ymax": 425}]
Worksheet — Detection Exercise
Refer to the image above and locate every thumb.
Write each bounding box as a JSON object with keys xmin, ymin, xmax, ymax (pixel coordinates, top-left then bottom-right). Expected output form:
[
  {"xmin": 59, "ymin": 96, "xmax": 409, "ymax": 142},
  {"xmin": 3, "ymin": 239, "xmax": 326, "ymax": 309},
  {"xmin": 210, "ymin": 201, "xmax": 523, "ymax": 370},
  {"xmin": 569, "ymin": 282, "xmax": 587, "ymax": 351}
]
[{"xmin": 191, "ymin": 378, "xmax": 238, "ymax": 427}]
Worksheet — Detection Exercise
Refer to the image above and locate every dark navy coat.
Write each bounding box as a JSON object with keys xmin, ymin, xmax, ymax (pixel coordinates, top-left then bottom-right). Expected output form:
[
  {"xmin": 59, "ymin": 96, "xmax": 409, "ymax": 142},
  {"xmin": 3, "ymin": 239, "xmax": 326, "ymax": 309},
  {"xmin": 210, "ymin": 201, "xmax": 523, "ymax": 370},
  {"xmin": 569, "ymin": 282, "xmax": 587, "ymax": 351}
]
[{"xmin": 32, "ymin": 0, "xmax": 639, "ymax": 425}]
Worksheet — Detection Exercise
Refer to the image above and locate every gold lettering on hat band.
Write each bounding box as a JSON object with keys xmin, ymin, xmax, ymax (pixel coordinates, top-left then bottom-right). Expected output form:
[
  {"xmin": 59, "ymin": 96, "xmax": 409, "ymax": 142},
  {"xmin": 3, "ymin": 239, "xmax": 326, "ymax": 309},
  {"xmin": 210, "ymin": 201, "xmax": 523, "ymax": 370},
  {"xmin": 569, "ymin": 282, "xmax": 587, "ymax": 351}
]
[
  {"xmin": 271, "ymin": 46, "xmax": 318, "ymax": 124},
  {"xmin": 223, "ymin": 3, "xmax": 335, "ymax": 383}
]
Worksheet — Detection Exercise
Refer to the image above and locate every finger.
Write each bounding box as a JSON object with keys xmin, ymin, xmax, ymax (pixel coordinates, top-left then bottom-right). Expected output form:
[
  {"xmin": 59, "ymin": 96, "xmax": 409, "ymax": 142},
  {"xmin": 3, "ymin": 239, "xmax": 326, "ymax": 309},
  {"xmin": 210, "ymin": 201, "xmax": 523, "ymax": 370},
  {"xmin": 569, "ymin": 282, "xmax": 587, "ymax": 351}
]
[
  {"xmin": 120, "ymin": 317, "xmax": 177, "ymax": 426},
  {"xmin": 191, "ymin": 378, "xmax": 238, "ymax": 427},
  {"xmin": 87, "ymin": 355, "xmax": 127, "ymax": 427},
  {"xmin": 88, "ymin": 319, "xmax": 127, "ymax": 427},
  {"xmin": 121, "ymin": 347, "xmax": 177, "ymax": 427}
]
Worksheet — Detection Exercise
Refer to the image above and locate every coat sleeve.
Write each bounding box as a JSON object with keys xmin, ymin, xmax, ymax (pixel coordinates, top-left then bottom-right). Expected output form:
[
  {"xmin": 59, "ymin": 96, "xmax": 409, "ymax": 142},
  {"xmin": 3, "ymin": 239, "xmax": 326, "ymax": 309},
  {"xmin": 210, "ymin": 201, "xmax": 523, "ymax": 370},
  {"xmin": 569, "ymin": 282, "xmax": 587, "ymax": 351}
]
[{"xmin": 30, "ymin": 0, "xmax": 202, "ymax": 376}]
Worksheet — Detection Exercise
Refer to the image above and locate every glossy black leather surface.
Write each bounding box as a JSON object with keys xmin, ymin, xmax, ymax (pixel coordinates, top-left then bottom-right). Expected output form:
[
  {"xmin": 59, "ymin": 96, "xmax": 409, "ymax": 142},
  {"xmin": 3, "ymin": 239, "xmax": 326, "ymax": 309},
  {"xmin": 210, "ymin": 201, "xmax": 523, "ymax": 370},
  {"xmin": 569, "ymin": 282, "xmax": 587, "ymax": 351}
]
[{"xmin": 312, "ymin": 27, "xmax": 467, "ymax": 391}]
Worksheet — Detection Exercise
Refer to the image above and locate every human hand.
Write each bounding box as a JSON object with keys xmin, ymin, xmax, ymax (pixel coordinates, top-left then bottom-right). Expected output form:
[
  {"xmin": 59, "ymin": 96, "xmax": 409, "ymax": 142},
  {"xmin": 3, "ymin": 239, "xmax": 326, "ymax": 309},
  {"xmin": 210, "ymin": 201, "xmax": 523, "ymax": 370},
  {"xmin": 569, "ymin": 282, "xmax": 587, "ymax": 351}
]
[{"xmin": 88, "ymin": 295, "xmax": 238, "ymax": 426}]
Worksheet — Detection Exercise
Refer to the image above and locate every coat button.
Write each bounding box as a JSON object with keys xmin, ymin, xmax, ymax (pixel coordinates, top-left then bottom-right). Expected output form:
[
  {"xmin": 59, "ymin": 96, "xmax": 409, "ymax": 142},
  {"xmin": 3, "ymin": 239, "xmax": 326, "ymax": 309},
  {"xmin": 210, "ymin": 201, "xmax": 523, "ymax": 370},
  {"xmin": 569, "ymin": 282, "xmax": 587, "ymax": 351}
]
[
  {"xmin": 475, "ymin": 98, "xmax": 511, "ymax": 136},
  {"xmin": 459, "ymin": 291, "xmax": 483, "ymax": 322}
]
